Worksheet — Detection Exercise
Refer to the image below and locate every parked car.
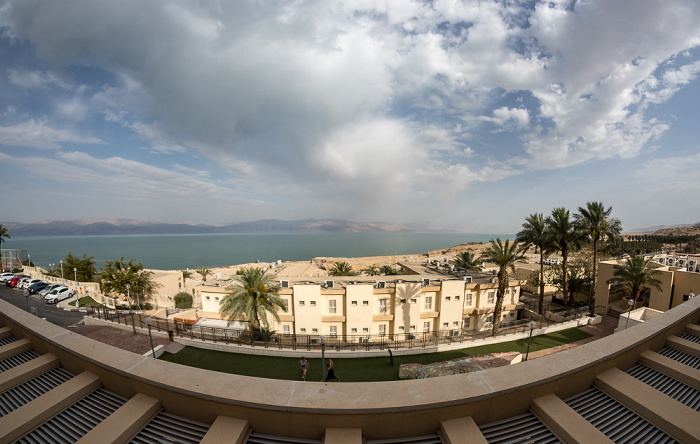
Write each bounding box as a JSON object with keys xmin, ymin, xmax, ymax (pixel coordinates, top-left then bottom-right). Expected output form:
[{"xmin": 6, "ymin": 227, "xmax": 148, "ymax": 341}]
[
  {"xmin": 0, "ymin": 272, "xmax": 15, "ymax": 282},
  {"xmin": 7, "ymin": 275, "xmax": 29, "ymax": 287},
  {"xmin": 21, "ymin": 278, "xmax": 42, "ymax": 289},
  {"xmin": 44, "ymin": 286, "xmax": 74, "ymax": 304},
  {"xmin": 39, "ymin": 283, "xmax": 63, "ymax": 296},
  {"xmin": 28, "ymin": 281, "xmax": 49, "ymax": 294}
]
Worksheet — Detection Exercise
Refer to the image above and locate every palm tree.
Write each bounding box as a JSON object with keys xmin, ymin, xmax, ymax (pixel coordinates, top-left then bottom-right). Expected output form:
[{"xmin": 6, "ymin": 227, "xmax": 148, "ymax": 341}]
[
  {"xmin": 182, "ymin": 269, "xmax": 193, "ymax": 280},
  {"xmin": 607, "ymin": 254, "xmax": 663, "ymax": 305},
  {"xmin": 380, "ymin": 265, "xmax": 398, "ymax": 275},
  {"xmin": 197, "ymin": 267, "xmax": 211, "ymax": 281},
  {"xmin": 0, "ymin": 224, "xmax": 10, "ymax": 271},
  {"xmin": 479, "ymin": 238, "xmax": 525, "ymax": 336},
  {"xmin": 220, "ymin": 267, "xmax": 288, "ymax": 329},
  {"xmin": 546, "ymin": 208, "xmax": 584, "ymax": 307},
  {"xmin": 452, "ymin": 251, "xmax": 483, "ymax": 272},
  {"xmin": 575, "ymin": 202, "xmax": 622, "ymax": 315},
  {"xmin": 329, "ymin": 261, "xmax": 355, "ymax": 276},
  {"xmin": 362, "ymin": 265, "xmax": 380, "ymax": 276},
  {"xmin": 516, "ymin": 213, "xmax": 550, "ymax": 315}
]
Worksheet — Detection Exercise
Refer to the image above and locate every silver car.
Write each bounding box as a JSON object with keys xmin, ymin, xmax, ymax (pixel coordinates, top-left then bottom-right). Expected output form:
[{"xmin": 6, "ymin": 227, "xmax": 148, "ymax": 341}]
[{"xmin": 44, "ymin": 286, "xmax": 74, "ymax": 304}]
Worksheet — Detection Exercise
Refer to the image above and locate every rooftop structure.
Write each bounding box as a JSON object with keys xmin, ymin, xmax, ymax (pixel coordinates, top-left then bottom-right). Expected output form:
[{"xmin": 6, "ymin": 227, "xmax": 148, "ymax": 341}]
[{"xmin": 1, "ymin": 296, "xmax": 700, "ymax": 442}]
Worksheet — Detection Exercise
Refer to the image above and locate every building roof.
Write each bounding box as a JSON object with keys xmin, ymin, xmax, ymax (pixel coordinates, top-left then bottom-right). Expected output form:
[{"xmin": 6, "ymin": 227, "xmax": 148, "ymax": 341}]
[{"xmin": 1, "ymin": 297, "xmax": 699, "ymax": 442}]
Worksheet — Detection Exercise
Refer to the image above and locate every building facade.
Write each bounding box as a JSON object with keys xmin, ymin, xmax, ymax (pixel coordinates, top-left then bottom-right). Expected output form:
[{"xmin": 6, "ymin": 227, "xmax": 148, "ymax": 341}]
[{"xmin": 197, "ymin": 272, "xmax": 525, "ymax": 336}]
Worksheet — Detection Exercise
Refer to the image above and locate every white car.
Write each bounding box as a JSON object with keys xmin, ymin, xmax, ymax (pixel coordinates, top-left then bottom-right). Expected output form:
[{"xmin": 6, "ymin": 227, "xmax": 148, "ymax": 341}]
[
  {"xmin": 44, "ymin": 286, "xmax": 74, "ymax": 304},
  {"xmin": 21, "ymin": 278, "xmax": 42, "ymax": 289},
  {"xmin": 17, "ymin": 277, "xmax": 33, "ymax": 288},
  {"xmin": 0, "ymin": 272, "xmax": 15, "ymax": 282},
  {"xmin": 39, "ymin": 283, "xmax": 63, "ymax": 297}
]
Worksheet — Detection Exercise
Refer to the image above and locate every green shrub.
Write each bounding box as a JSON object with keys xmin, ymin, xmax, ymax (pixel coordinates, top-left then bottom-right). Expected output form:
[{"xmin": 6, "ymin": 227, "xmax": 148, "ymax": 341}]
[{"xmin": 174, "ymin": 291, "xmax": 193, "ymax": 309}]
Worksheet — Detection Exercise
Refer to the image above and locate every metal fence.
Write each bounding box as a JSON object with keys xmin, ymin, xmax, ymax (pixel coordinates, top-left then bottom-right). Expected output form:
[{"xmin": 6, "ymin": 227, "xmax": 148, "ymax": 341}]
[{"xmin": 86, "ymin": 306, "xmax": 589, "ymax": 352}]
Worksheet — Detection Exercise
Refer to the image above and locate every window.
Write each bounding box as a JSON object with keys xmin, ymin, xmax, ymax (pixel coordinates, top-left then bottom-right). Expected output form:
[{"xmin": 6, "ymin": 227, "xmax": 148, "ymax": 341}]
[
  {"xmin": 445, "ymin": 296, "xmax": 451, "ymax": 301},
  {"xmin": 215, "ymin": 297, "xmax": 219, "ymax": 301},
  {"xmin": 379, "ymin": 299, "xmax": 387, "ymax": 311},
  {"xmin": 485, "ymin": 316, "xmax": 493, "ymax": 327},
  {"xmin": 466, "ymin": 293, "xmax": 472, "ymax": 305},
  {"xmin": 206, "ymin": 296, "xmax": 210, "ymax": 301},
  {"xmin": 424, "ymin": 321, "xmax": 430, "ymax": 331},
  {"xmin": 424, "ymin": 296, "xmax": 432, "ymax": 309},
  {"xmin": 312, "ymin": 328, "xmax": 318, "ymax": 333},
  {"xmin": 410, "ymin": 325, "xmax": 415, "ymax": 330},
  {"xmin": 330, "ymin": 326, "xmax": 337, "ymax": 335},
  {"xmin": 283, "ymin": 325, "xmax": 290, "ymax": 334},
  {"xmin": 351, "ymin": 301, "xmax": 358, "ymax": 305},
  {"xmin": 379, "ymin": 325, "xmax": 386, "ymax": 335},
  {"xmin": 464, "ymin": 317, "xmax": 470, "ymax": 328},
  {"xmin": 399, "ymin": 326, "xmax": 405, "ymax": 331},
  {"xmin": 443, "ymin": 322, "xmax": 448, "ymax": 327},
  {"xmin": 510, "ymin": 312, "xmax": 515, "ymax": 318},
  {"xmin": 351, "ymin": 328, "xmax": 357, "ymax": 333},
  {"xmin": 488, "ymin": 292, "xmax": 495, "ymax": 304},
  {"xmin": 455, "ymin": 295, "xmax": 460, "ymax": 300},
  {"xmin": 310, "ymin": 301, "xmax": 316, "ymax": 306},
  {"xmin": 299, "ymin": 301, "xmax": 305, "ymax": 306},
  {"xmin": 410, "ymin": 298, "xmax": 417, "ymax": 303},
  {"xmin": 453, "ymin": 321, "xmax": 458, "ymax": 326},
  {"xmin": 329, "ymin": 300, "xmax": 336, "ymax": 313},
  {"xmin": 362, "ymin": 301, "xmax": 369, "ymax": 306},
  {"xmin": 362, "ymin": 327, "xmax": 368, "ymax": 332},
  {"xmin": 400, "ymin": 299, "xmax": 407, "ymax": 303},
  {"xmin": 300, "ymin": 328, "xmax": 306, "ymax": 332}
]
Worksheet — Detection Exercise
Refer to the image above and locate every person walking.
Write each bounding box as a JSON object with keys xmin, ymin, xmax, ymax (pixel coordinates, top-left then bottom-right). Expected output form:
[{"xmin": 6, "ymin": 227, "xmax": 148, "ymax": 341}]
[
  {"xmin": 322, "ymin": 359, "xmax": 340, "ymax": 382},
  {"xmin": 298, "ymin": 356, "xmax": 309, "ymax": 381}
]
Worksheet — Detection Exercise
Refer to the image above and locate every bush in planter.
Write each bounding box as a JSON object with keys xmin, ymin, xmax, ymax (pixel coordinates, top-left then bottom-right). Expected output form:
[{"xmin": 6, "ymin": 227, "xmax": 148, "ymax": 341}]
[{"xmin": 174, "ymin": 291, "xmax": 193, "ymax": 309}]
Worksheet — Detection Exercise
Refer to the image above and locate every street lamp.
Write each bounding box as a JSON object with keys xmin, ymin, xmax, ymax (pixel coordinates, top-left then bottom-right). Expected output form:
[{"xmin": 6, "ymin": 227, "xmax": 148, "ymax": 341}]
[
  {"xmin": 126, "ymin": 283, "xmax": 136, "ymax": 335},
  {"xmin": 28, "ymin": 254, "xmax": 31, "ymax": 267},
  {"xmin": 74, "ymin": 267, "xmax": 79, "ymax": 308},
  {"xmin": 145, "ymin": 317, "xmax": 156, "ymax": 359},
  {"xmin": 524, "ymin": 320, "xmax": 537, "ymax": 361},
  {"xmin": 625, "ymin": 298, "xmax": 635, "ymax": 329},
  {"xmin": 60, "ymin": 260, "xmax": 64, "ymax": 281},
  {"xmin": 320, "ymin": 335, "xmax": 326, "ymax": 382}
]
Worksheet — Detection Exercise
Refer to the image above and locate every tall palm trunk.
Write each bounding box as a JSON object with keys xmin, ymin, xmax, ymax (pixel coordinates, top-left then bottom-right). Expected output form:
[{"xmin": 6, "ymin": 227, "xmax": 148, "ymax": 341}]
[
  {"xmin": 491, "ymin": 269, "xmax": 508, "ymax": 336},
  {"xmin": 562, "ymin": 246, "xmax": 571, "ymax": 306},
  {"xmin": 538, "ymin": 249, "xmax": 545, "ymax": 315},
  {"xmin": 588, "ymin": 237, "xmax": 598, "ymax": 315}
]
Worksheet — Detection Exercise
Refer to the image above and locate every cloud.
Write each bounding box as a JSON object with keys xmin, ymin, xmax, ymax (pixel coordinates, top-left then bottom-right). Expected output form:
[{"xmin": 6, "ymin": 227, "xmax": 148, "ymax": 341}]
[
  {"xmin": 7, "ymin": 69, "xmax": 70, "ymax": 89},
  {"xmin": 0, "ymin": 117, "xmax": 103, "ymax": 149}
]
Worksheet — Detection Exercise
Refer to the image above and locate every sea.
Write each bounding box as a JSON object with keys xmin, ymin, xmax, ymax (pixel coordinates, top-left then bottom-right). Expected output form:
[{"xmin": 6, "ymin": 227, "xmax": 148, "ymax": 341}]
[{"xmin": 3, "ymin": 232, "xmax": 513, "ymax": 271}]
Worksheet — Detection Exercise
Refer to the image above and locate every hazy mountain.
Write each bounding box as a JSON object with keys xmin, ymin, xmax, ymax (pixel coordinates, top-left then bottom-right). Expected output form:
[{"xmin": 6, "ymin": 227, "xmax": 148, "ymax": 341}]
[
  {"xmin": 1, "ymin": 218, "xmax": 439, "ymax": 236},
  {"xmin": 627, "ymin": 223, "xmax": 700, "ymax": 233}
]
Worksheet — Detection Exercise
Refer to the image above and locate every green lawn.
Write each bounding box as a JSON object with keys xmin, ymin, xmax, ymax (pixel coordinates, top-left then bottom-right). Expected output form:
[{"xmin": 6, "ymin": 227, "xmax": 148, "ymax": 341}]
[
  {"xmin": 159, "ymin": 327, "xmax": 592, "ymax": 382},
  {"xmin": 67, "ymin": 296, "xmax": 103, "ymax": 308}
]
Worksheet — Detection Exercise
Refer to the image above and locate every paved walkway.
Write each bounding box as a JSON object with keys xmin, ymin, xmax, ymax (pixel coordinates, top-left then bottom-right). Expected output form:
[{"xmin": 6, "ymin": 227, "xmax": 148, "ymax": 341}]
[{"xmin": 527, "ymin": 314, "xmax": 618, "ymax": 360}]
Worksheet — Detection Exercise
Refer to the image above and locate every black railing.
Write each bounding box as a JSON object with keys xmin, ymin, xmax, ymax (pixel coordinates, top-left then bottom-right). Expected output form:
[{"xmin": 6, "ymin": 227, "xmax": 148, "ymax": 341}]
[{"xmin": 86, "ymin": 306, "xmax": 590, "ymax": 352}]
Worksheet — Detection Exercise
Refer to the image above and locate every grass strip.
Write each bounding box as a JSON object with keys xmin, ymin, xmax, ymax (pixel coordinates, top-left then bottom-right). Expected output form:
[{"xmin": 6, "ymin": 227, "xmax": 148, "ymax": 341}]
[{"xmin": 159, "ymin": 327, "xmax": 592, "ymax": 382}]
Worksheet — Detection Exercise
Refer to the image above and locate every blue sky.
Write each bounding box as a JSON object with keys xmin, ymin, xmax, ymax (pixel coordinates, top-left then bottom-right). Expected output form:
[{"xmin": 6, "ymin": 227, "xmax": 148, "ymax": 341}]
[{"xmin": 1, "ymin": 0, "xmax": 699, "ymax": 232}]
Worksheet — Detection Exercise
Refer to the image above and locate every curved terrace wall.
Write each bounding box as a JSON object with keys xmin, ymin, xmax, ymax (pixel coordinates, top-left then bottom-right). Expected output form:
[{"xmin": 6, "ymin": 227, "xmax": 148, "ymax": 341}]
[{"xmin": 1, "ymin": 297, "xmax": 699, "ymax": 440}]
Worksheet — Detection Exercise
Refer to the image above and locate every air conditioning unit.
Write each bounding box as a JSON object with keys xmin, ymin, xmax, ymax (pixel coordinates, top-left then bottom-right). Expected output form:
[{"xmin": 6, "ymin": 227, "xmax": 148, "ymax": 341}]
[
  {"xmin": 376, "ymin": 281, "xmax": 386, "ymax": 289},
  {"xmin": 688, "ymin": 266, "xmax": 695, "ymax": 272},
  {"xmin": 280, "ymin": 280, "xmax": 290, "ymax": 288},
  {"xmin": 324, "ymin": 280, "xmax": 334, "ymax": 288},
  {"xmin": 679, "ymin": 259, "xmax": 686, "ymax": 266},
  {"xmin": 690, "ymin": 260, "xmax": 697, "ymax": 266},
  {"xmin": 464, "ymin": 276, "xmax": 472, "ymax": 284},
  {"xmin": 421, "ymin": 278, "xmax": 430, "ymax": 286},
  {"xmin": 490, "ymin": 277, "xmax": 497, "ymax": 284}
]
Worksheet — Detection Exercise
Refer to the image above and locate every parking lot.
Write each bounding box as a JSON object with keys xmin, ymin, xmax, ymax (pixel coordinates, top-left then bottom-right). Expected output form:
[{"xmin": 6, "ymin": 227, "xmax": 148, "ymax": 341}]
[{"xmin": 0, "ymin": 282, "xmax": 84, "ymax": 327}]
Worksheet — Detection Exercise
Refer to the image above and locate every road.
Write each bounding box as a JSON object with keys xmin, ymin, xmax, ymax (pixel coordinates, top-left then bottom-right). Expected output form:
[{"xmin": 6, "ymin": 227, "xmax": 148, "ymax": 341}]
[{"xmin": 0, "ymin": 283, "xmax": 85, "ymax": 327}]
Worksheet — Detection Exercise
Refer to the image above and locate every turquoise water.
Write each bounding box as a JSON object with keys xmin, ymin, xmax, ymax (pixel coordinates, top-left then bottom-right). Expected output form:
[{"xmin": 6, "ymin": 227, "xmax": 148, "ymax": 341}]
[{"xmin": 4, "ymin": 232, "xmax": 513, "ymax": 270}]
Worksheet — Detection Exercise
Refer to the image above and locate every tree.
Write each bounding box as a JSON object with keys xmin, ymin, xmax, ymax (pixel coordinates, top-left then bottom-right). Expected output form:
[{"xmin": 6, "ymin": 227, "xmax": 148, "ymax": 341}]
[
  {"xmin": 479, "ymin": 238, "xmax": 525, "ymax": 336},
  {"xmin": 329, "ymin": 261, "xmax": 355, "ymax": 276},
  {"xmin": 197, "ymin": 267, "xmax": 211, "ymax": 281},
  {"xmin": 101, "ymin": 258, "xmax": 155, "ymax": 308},
  {"xmin": 546, "ymin": 207, "xmax": 584, "ymax": 307},
  {"xmin": 220, "ymin": 266, "xmax": 288, "ymax": 329},
  {"xmin": 362, "ymin": 265, "xmax": 380, "ymax": 276},
  {"xmin": 380, "ymin": 265, "xmax": 398, "ymax": 275},
  {"xmin": 0, "ymin": 225, "xmax": 10, "ymax": 270},
  {"xmin": 575, "ymin": 202, "xmax": 622, "ymax": 315},
  {"xmin": 607, "ymin": 254, "xmax": 663, "ymax": 305},
  {"xmin": 174, "ymin": 291, "xmax": 193, "ymax": 309},
  {"xmin": 182, "ymin": 269, "xmax": 193, "ymax": 279},
  {"xmin": 516, "ymin": 213, "xmax": 550, "ymax": 315},
  {"xmin": 63, "ymin": 252, "xmax": 97, "ymax": 282},
  {"xmin": 452, "ymin": 251, "xmax": 483, "ymax": 272}
]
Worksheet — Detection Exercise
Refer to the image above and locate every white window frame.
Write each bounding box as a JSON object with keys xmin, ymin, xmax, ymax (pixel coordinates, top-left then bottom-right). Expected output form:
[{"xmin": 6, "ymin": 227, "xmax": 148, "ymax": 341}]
[
  {"xmin": 330, "ymin": 325, "xmax": 337, "ymax": 336},
  {"xmin": 329, "ymin": 299, "xmax": 336, "ymax": 313},
  {"xmin": 424, "ymin": 321, "xmax": 430, "ymax": 331},
  {"xmin": 488, "ymin": 292, "xmax": 495, "ymax": 304},
  {"xmin": 424, "ymin": 296, "xmax": 432, "ymax": 310}
]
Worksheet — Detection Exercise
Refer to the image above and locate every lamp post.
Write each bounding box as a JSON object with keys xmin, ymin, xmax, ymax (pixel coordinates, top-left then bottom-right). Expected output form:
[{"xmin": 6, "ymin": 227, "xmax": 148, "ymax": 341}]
[
  {"xmin": 524, "ymin": 320, "xmax": 537, "ymax": 361},
  {"xmin": 145, "ymin": 317, "xmax": 156, "ymax": 359},
  {"xmin": 126, "ymin": 283, "xmax": 136, "ymax": 335},
  {"xmin": 625, "ymin": 298, "xmax": 635, "ymax": 329},
  {"xmin": 28, "ymin": 254, "xmax": 31, "ymax": 267},
  {"xmin": 320, "ymin": 335, "xmax": 326, "ymax": 382},
  {"xmin": 60, "ymin": 260, "xmax": 64, "ymax": 281},
  {"xmin": 74, "ymin": 267, "xmax": 79, "ymax": 308}
]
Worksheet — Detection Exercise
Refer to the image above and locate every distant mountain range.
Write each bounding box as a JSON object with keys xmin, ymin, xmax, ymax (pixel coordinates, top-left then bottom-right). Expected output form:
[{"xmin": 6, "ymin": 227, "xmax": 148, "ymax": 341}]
[
  {"xmin": 1, "ymin": 218, "xmax": 445, "ymax": 236},
  {"xmin": 627, "ymin": 223, "xmax": 700, "ymax": 233}
]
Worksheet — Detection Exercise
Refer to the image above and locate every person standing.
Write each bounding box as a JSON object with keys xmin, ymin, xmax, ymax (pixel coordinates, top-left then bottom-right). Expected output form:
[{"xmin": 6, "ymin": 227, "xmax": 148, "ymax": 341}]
[
  {"xmin": 323, "ymin": 359, "xmax": 340, "ymax": 382},
  {"xmin": 298, "ymin": 356, "xmax": 309, "ymax": 381}
]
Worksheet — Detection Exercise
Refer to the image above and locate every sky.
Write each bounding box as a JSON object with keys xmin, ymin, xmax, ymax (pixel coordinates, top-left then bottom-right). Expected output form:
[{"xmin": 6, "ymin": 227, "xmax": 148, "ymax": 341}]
[{"xmin": 1, "ymin": 0, "xmax": 699, "ymax": 233}]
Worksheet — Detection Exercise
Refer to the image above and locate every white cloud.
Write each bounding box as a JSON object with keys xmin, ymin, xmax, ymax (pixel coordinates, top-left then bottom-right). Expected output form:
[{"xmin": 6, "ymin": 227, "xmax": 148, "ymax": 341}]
[{"xmin": 0, "ymin": 118, "xmax": 103, "ymax": 149}]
